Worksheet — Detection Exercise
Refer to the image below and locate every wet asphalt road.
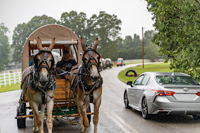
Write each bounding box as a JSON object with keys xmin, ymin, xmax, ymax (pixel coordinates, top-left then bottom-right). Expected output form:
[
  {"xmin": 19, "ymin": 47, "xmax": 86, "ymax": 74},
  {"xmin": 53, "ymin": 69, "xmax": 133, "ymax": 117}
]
[{"xmin": 1, "ymin": 63, "xmax": 200, "ymax": 133}]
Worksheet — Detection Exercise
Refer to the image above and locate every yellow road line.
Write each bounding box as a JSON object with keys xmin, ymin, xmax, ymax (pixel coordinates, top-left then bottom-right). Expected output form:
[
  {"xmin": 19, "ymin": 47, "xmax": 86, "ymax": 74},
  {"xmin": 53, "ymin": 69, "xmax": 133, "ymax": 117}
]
[
  {"xmin": 102, "ymin": 108, "xmax": 132, "ymax": 133},
  {"xmin": 107, "ymin": 108, "xmax": 140, "ymax": 133}
]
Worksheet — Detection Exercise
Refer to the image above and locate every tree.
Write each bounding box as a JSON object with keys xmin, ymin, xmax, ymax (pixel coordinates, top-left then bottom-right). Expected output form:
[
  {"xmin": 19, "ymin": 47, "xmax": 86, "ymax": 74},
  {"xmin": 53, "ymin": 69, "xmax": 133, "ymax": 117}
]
[
  {"xmin": 123, "ymin": 36, "xmax": 133, "ymax": 49},
  {"xmin": 144, "ymin": 42, "xmax": 160, "ymax": 61},
  {"xmin": 86, "ymin": 14, "xmax": 101, "ymax": 47},
  {"xmin": 144, "ymin": 30, "xmax": 155, "ymax": 46},
  {"xmin": 133, "ymin": 34, "xmax": 142, "ymax": 48},
  {"xmin": 60, "ymin": 11, "xmax": 122, "ymax": 60},
  {"xmin": 93, "ymin": 11, "xmax": 122, "ymax": 60},
  {"xmin": 127, "ymin": 48, "xmax": 136, "ymax": 59},
  {"xmin": 61, "ymin": 11, "xmax": 88, "ymax": 41},
  {"xmin": 117, "ymin": 31, "xmax": 156, "ymax": 60},
  {"xmin": 117, "ymin": 48, "xmax": 128, "ymax": 59},
  {"xmin": 132, "ymin": 46, "xmax": 142, "ymax": 59},
  {"xmin": 0, "ymin": 23, "xmax": 10, "ymax": 71},
  {"xmin": 12, "ymin": 15, "xmax": 58, "ymax": 63},
  {"xmin": 116, "ymin": 37, "xmax": 124, "ymax": 49},
  {"xmin": 146, "ymin": 0, "xmax": 200, "ymax": 81}
]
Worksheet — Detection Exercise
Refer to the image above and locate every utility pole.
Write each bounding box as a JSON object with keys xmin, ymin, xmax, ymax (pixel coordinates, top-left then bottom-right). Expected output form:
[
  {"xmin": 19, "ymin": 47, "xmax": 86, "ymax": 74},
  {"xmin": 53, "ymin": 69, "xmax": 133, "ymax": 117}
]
[{"xmin": 142, "ymin": 27, "xmax": 144, "ymax": 68}]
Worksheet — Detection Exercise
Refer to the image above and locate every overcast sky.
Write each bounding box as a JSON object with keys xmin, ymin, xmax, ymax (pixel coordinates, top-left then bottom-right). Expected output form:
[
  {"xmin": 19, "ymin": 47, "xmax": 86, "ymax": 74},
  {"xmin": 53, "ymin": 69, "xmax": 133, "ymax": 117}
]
[{"xmin": 0, "ymin": 0, "xmax": 154, "ymax": 44}]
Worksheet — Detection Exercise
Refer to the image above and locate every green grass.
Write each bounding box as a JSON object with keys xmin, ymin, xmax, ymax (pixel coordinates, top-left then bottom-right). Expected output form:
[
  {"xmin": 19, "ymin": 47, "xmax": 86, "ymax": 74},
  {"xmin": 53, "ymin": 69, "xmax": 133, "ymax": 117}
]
[
  {"xmin": 0, "ymin": 83, "xmax": 21, "ymax": 93},
  {"xmin": 118, "ymin": 62, "xmax": 173, "ymax": 83}
]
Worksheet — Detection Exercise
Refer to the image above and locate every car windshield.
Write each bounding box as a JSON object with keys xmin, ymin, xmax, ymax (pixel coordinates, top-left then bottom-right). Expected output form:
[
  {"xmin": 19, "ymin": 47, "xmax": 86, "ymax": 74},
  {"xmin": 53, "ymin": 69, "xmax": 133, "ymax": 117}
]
[{"xmin": 155, "ymin": 75, "xmax": 199, "ymax": 85}]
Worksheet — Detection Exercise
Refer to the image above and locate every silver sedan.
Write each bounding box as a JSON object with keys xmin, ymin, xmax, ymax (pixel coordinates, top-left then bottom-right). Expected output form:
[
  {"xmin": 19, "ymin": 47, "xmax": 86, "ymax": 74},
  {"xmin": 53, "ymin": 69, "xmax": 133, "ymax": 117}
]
[{"xmin": 124, "ymin": 72, "xmax": 200, "ymax": 119}]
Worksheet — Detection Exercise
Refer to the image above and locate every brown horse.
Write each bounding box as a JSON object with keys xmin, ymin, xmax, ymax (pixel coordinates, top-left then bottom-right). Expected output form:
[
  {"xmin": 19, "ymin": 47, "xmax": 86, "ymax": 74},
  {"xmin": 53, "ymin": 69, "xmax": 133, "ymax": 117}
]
[
  {"xmin": 71, "ymin": 37, "xmax": 103, "ymax": 133},
  {"xmin": 21, "ymin": 37, "xmax": 55, "ymax": 133}
]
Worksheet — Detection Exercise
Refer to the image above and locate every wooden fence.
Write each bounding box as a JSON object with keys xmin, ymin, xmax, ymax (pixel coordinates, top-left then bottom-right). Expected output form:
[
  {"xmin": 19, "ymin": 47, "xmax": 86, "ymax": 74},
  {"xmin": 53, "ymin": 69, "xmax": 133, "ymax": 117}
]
[{"xmin": 0, "ymin": 72, "xmax": 22, "ymax": 87}]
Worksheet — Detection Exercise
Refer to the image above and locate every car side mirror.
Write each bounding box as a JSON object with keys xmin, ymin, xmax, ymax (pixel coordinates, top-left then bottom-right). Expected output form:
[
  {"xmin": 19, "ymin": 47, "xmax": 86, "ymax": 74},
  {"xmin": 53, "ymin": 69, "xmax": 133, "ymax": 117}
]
[{"xmin": 126, "ymin": 81, "xmax": 133, "ymax": 87}]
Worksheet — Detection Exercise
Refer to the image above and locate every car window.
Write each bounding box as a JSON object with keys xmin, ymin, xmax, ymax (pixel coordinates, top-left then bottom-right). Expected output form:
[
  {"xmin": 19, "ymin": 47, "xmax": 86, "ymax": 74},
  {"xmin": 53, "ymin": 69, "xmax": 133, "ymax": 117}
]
[
  {"xmin": 133, "ymin": 75, "xmax": 144, "ymax": 85},
  {"xmin": 155, "ymin": 75, "xmax": 199, "ymax": 85},
  {"xmin": 141, "ymin": 74, "xmax": 151, "ymax": 85}
]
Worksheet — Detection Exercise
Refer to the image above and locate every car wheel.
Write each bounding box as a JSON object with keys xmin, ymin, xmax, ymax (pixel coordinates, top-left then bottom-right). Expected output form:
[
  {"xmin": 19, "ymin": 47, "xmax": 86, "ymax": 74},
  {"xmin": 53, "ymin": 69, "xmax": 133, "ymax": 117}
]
[
  {"xmin": 124, "ymin": 91, "xmax": 131, "ymax": 109},
  {"xmin": 141, "ymin": 97, "xmax": 150, "ymax": 119},
  {"xmin": 193, "ymin": 115, "xmax": 200, "ymax": 120}
]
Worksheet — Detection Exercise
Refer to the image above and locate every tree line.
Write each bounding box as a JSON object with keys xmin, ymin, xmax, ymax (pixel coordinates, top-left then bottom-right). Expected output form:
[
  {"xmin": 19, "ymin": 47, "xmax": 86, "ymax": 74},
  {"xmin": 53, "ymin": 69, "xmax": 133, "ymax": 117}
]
[
  {"xmin": 0, "ymin": 23, "xmax": 10, "ymax": 71},
  {"xmin": 117, "ymin": 30, "xmax": 160, "ymax": 61},
  {"xmin": 0, "ymin": 10, "xmax": 160, "ymax": 72}
]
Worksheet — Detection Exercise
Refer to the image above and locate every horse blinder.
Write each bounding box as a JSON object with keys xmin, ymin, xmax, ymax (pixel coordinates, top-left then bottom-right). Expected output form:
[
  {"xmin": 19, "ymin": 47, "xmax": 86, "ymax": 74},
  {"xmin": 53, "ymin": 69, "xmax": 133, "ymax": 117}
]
[
  {"xmin": 33, "ymin": 50, "xmax": 55, "ymax": 71},
  {"xmin": 82, "ymin": 48, "xmax": 101, "ymax": 74}
]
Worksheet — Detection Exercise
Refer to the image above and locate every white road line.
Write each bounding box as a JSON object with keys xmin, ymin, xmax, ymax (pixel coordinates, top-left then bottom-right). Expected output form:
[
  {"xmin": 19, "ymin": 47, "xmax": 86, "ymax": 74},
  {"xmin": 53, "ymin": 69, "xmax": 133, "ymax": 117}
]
[
  {"xmin": 107, "ymin": 108, "xmax": 140, "ymax": 133},
  {"xmin": 101, "ymin": 108, "xmax": 132, "ymax": 133}
]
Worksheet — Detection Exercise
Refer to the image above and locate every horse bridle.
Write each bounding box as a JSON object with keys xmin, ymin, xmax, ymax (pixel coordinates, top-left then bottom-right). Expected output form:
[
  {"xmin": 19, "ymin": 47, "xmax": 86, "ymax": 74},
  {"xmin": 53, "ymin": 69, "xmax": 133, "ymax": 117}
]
[
  {"xmin": 82, "ymin": 48, "xmax": 101, "ymax": 74},
  {"xmin": 33, "ymin": 49, "xmax": 55, "ymax": 73}
]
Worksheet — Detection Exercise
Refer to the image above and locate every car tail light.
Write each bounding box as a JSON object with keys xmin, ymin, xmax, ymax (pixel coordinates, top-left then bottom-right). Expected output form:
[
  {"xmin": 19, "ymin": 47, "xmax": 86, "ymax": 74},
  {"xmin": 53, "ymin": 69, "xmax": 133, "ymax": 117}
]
[
  {"xmin": 152, "ymin": 90, "xmax": 175, "ymax": 96},
  {"xmin": 196, "ymin": 92, "xmax": 200, "ymax": 96}
]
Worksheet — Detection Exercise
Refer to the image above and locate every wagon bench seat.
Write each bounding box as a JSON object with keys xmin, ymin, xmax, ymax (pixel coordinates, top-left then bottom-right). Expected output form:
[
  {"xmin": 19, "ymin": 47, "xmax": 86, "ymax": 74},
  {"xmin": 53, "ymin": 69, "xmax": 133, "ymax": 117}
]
[{"xmin": 54, "ymin": 79, "xmax": 74, "ymax": 99}]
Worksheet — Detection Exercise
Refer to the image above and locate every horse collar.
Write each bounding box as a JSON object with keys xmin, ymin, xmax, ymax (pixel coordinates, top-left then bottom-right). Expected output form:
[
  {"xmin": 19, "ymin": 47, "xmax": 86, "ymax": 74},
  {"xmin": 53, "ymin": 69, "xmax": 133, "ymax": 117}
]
[
  {"xmin": 29, "ymin": 72, "xmax": 56, "ymax": 92},
  {"xmin": 79, "ymin": 65, "xmax": 103, "ymax": 91}
]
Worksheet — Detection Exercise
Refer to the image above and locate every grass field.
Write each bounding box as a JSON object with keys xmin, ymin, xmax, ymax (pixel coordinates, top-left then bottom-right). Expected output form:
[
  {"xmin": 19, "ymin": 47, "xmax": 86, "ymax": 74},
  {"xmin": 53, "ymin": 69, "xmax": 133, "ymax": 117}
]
[
  {"xmin": 118, "ymin": 62, "xmax": 173, "ymax": 83},
  {"xmin": 0, "ymin": 83, "xmax": 21, "ymax": 93}
]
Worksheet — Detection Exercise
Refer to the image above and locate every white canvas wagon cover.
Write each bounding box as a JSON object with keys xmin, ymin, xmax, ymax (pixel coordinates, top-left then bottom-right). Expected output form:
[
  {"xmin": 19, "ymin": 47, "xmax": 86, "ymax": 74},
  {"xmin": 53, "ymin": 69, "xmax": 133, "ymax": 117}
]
[{"xmin": 22, "ymin": 24, "xmax": 83, "ymax": 71}]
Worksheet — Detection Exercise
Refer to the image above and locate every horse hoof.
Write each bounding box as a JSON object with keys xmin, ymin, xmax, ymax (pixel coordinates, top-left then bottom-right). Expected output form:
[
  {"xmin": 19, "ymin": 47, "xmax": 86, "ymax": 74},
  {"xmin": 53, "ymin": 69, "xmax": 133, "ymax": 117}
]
[{"xmin": 33, "ymin": 127, "xmax": 39, "ymax": 133}]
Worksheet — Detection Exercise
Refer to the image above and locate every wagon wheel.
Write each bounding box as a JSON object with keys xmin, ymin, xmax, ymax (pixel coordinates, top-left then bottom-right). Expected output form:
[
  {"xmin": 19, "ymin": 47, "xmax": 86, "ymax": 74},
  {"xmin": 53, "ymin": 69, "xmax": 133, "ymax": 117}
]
[
  {"xmin": 17, "ymin": 103, "xmax": 26, "ymax": 128},
  {"xmin": 87, "ymin": 104, "xmax": 91, "ymax": 124}
]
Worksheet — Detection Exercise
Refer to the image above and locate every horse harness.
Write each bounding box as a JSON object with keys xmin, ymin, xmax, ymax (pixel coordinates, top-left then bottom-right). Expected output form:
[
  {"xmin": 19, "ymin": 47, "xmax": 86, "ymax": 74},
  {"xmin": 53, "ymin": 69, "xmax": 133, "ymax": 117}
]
[
  {"xmin": 29, "ymin": 68, "xmax": 56, "ymax": 104},
  {"xmin": 34, "ymin": 49, "xmax": 55, "ymax": 71},
  {"xmin": 78, "ymin": 65, "xmax": 103, "ymax": 103},
  {"xmin": 75, "ymin": 48, "xmax": 103, "ymax": 103},
  {"xmin": 21, "ymin": 49, "xmax": 56, "ymax": 104},
  {"xmin": 82, "ymin": 48, "xmax": 101, "ymax": 77}
]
